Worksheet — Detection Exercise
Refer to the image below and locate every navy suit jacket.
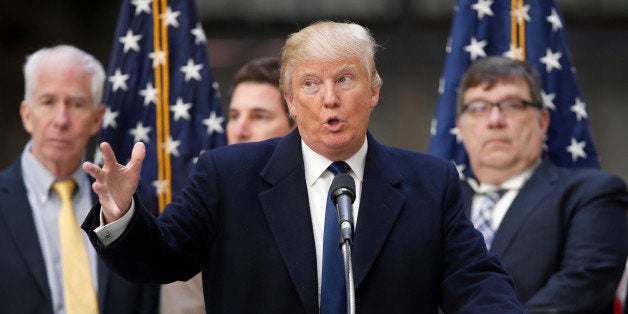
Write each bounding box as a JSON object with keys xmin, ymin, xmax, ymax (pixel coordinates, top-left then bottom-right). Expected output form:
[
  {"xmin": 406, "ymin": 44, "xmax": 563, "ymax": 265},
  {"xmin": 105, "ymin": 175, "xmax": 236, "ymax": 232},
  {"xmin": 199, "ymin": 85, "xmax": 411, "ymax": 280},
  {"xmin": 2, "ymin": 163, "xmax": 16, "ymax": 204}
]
[
  {"xmin": 462, "ymin": 158, "xmax": 628, "ymax": 314},
  {"xmin": 0, "ymin": 159, "xmax": 159, "ymax": 314},
  {"xmin": 83, "ymin": 130, "xmax": 522, "ymax": 313}
]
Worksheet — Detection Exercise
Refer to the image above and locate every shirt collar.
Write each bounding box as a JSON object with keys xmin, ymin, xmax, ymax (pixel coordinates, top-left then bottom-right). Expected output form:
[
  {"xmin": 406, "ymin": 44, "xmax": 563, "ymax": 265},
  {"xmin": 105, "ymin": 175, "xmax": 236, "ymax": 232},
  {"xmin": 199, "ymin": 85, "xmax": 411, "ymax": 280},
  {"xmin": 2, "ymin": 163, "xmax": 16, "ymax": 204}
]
[
  {"xmin": 21, "ymin": 140, "xmax": 86, "ymax": 200},
  {"xmin": 467, "ymin": 159, "xmax": 541, "ymax": 194},
  {"xmin": 302, "ymin": 136, "xmax": 368, "ymax": 187}
]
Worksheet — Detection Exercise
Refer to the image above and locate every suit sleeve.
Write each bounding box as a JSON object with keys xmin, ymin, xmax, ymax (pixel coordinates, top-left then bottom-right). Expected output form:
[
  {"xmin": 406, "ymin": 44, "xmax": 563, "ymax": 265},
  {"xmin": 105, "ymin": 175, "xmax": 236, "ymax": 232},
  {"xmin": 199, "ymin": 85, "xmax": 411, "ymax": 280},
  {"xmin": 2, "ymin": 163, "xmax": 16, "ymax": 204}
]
[
  {"xmin": 524, "ymin": 172, "xmax": 628, "ymax": 313},
  {"xmin": 82, "ymin": 151, "xmax": 221, "ymax": 284},
  {"xmin": 438, "ymin": 162, "xmax": 522, "ymax": 313}
]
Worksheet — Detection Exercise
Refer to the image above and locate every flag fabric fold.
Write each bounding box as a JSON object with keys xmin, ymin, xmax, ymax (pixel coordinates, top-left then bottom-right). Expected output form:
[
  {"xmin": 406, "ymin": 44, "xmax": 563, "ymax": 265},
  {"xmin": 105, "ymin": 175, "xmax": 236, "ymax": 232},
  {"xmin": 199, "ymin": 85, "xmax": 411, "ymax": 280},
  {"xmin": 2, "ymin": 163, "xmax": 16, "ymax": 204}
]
[
  {"xmin": 99, "ymin": 0, "xmax": 227, "ymax": 213},
  {"xmin": 428, "ymin": 0, "xmax": 599, "ymax": 179}
]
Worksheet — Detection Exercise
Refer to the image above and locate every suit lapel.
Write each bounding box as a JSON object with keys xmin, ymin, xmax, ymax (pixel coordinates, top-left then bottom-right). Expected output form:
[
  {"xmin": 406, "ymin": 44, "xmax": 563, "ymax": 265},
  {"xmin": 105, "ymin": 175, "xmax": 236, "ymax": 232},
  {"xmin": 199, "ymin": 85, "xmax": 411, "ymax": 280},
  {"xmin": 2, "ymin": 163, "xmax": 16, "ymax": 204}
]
[
  {"xmin": 461, "ymin": 181, "xmax": 474, "ymax": 217},
  {"xmin": 490, "ymin": 159, "xmax": 558, "ymax": 256},
  {"xmin": 351, "ymin": 134, "xmax": 405, "ymax": 289},
  {"xmin": 259, "ymin": 130, "xmax": 318, "ymax": 314},
  {"xmin": 0, "ymin": 161, "xmax": 52, "ymax": 303}
]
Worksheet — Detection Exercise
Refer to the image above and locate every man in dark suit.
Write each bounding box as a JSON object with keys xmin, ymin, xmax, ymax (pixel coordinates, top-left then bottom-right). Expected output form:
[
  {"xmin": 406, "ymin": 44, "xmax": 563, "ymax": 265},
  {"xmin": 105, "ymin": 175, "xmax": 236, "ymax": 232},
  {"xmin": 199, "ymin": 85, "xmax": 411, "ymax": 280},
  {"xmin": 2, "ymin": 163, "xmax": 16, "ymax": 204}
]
[
  {"xmin": 82, "ymin": 21, "xmax": 522, "ymax": 313},
  {"xmin": 0, "ymin": 45, "xmax": 158, "ymax": 313},
  {"xmin": 456, "ymin": 56, "xmax": 627, "ymax": 313}
]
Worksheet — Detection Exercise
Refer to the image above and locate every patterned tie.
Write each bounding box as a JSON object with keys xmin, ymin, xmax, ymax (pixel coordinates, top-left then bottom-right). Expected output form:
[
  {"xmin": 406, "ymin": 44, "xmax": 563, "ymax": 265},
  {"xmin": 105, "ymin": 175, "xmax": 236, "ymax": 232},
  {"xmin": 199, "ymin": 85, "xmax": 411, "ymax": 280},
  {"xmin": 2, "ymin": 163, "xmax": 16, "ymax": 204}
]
[
  {"xmin": 53, "ymin": 180, "xmax": 99, "ymax": 314},
  {"xmin": 472, "ymin": 189, "xmax": 506, "ymax": 250},
  {"xmin": 320, "ymin": 161, "xmax": 351, "ymax": 314}
]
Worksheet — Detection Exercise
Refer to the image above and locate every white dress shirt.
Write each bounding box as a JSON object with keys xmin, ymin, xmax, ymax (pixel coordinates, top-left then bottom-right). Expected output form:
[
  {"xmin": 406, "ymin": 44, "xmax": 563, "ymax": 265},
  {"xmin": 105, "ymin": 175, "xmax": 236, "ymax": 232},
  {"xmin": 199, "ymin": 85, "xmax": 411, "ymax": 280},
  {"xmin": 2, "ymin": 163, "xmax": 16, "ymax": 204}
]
[{"xmin": 467, "ymin": 160, "xmax": 540, "ymax": 232}]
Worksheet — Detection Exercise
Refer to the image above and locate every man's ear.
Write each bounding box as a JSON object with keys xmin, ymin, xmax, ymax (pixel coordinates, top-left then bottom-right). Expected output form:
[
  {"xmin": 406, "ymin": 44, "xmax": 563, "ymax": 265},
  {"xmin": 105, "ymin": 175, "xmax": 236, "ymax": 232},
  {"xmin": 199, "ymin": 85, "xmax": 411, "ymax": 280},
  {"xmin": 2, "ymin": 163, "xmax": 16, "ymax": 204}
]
[
  {"xmin": 539, "ymin": 108, "xmax": 550, "ymax": 133},
  {"xmin": 284, "ymin": 93, "xmax": 297, "ymax": 119},
  {"xmin": 90, "ymin": 104, "xmax": 106, "ymax": 136},
  {"xmin": 369, "ymin": 81, "xmax": 381, "ymax": 110},
  {"xmin": 20, "ymin": 102, "xmax": 34, "ymax": 134}
]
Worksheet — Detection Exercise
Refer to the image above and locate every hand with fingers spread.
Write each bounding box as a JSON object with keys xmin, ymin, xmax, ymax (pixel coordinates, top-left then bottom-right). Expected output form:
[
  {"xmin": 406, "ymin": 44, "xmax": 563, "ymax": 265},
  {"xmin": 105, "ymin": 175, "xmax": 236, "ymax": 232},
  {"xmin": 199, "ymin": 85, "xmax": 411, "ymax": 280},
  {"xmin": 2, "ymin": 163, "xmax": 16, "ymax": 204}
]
[{"xmin": 82, "ymin": 141, "xmax": 146, "ymax": 224}]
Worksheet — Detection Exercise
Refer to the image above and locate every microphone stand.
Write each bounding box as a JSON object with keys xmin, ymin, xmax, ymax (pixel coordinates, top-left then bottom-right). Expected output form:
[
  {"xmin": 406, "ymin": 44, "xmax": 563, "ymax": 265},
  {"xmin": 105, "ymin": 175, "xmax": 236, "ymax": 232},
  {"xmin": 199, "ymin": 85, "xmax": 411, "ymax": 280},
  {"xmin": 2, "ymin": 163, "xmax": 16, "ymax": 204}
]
[
  {"xmin": 341, "ymin": 237, "xmax": 356, "ymax": 314},
  {"xmin": 339, "ymin": 214, "xmax": 355, "ymax": 314}
]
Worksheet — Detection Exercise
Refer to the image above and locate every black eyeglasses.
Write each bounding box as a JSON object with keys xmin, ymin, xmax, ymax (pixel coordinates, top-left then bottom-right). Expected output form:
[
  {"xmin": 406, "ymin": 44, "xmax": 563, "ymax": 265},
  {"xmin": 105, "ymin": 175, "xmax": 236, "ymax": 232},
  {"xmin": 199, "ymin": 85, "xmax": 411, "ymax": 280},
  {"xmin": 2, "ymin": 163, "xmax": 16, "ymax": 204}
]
[{"xmin": 460, "ymin": 98, "xmax": 542, "ymax": 117}]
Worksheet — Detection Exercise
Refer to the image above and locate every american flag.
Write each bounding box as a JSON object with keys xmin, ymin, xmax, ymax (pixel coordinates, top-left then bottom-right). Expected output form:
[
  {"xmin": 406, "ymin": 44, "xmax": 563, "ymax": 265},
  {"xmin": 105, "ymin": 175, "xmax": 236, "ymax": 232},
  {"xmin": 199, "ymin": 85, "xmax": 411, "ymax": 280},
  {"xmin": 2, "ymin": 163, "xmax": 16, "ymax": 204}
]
[
  {"xmin": 428, "ymin": 0, "xmax": 600, "ymax": 178},
  {"xmin": 97, "ymin": 0, "xmax": 227, "ymax": 213}
]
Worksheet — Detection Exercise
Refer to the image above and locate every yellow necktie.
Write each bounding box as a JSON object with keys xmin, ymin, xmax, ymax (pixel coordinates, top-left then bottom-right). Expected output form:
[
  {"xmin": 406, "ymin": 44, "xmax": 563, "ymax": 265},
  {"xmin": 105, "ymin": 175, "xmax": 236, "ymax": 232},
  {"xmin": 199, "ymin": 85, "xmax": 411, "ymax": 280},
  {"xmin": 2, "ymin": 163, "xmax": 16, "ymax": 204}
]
[{"xmin": 53, "ymin": 180, "xmax": 99, "ymax": 314}]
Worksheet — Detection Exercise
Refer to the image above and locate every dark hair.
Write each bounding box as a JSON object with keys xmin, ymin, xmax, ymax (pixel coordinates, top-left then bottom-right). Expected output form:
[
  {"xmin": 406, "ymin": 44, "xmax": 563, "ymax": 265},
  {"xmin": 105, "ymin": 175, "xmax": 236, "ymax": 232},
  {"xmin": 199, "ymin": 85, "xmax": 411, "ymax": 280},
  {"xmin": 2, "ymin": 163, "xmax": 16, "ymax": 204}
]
[
  {"xmin": 231, "ymin": 57, "xmax": 294, "ymax": 126},
  {"xmin": 457, "ymin": 56, "xmax": 543, "ymax": 114},
  {"xmin": 234, "ymin": 57, "xmax": 281, "ymax": 87}
]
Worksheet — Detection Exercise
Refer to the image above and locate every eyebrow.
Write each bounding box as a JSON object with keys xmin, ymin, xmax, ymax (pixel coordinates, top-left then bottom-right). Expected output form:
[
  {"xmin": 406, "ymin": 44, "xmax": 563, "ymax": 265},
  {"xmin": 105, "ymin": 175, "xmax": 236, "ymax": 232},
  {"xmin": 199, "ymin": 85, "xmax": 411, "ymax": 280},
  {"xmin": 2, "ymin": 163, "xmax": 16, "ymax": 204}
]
[
  {"xmin": 335, "ymin": 64, "xmax": 359, "ymax": 76},
  {"xmin": 230, "ymin": 107, "xmax": 274, "ymax": 115},
  {"xmin": 295, "ymin": 63, "xmax": 360, "ymax": 81},
  {"xmin": 37, "ymin": 93, "xmax": 88, "ymax": 101}
]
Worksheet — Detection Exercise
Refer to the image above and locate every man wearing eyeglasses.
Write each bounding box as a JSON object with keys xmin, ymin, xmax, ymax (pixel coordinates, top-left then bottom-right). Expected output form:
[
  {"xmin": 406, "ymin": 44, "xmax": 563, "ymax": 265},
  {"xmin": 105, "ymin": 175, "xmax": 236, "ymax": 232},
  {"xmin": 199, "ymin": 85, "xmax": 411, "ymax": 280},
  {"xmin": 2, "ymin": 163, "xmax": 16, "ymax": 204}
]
[{"xmin": 456, "ymin": 56, "xmax": 627, "ymax": 313}]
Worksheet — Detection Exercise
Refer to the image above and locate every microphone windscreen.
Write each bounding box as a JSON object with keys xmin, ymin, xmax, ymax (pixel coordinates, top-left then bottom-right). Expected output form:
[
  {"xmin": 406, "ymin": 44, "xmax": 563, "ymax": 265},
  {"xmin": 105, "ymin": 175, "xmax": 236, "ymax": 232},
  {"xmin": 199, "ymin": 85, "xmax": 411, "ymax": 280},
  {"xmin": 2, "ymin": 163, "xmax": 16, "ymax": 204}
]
[{"xmin": 330, "ymin": 173, "xmax": 356, "ymax": 203}]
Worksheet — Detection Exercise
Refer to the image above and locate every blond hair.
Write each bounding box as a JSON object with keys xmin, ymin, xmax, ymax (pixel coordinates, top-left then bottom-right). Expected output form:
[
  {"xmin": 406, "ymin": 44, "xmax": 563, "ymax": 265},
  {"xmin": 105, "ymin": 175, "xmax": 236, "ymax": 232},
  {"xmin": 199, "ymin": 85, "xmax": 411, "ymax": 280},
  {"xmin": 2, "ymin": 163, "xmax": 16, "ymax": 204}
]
[{"xmin": 279, "ymin": 21, "xmax": 382, "ymax": 95}]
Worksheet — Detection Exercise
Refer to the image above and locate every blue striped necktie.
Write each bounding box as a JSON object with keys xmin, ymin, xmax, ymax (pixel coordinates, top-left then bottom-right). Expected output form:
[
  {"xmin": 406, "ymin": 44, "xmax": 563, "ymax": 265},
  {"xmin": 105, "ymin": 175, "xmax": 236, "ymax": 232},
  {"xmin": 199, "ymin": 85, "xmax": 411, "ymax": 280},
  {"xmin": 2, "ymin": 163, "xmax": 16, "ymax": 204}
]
[
  {"xmin": 472, "ymin": 189, "xmax": 507, "ymax": 250},
  {"xmin": 320, "ymin": 161, "xmax": 350, "ymax": 314}
]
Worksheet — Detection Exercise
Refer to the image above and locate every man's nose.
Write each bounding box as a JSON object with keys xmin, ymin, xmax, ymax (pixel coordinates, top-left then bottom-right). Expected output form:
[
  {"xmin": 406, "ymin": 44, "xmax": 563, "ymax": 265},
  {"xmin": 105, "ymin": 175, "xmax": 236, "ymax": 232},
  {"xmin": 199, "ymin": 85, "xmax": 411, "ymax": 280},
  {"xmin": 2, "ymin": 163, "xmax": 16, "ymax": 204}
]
[
  {"xmin": 486, "ymin": 105, "xmax": 506, "ymax": 126},
  {"xmin": 52, "ymin": 103, "xmax": 70, "ymax": 125},
  {"xmin": 322, "ymin": 83, "xmax": 339, "ymax": 108}
]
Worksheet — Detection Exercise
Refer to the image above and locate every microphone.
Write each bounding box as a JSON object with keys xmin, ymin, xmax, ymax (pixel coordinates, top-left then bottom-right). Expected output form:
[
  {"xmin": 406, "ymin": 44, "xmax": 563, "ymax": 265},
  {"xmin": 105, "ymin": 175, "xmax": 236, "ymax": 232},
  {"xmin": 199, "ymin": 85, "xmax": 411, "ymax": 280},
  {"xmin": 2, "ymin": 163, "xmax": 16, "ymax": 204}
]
[{"xmin": 330, "ymin": 173, "xmax": 356, "ymax": 245}]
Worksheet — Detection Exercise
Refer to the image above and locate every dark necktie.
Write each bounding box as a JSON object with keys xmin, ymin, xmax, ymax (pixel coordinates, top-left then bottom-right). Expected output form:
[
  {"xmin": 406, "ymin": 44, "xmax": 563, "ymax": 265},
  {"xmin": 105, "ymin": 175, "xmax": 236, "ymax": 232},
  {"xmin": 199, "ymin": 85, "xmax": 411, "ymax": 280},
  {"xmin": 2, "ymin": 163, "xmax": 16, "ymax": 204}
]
[
  {"xmin": 320, "ymin": 161, "xmax": 351, "ymax": 314},
  {"xmin": 472, "ymin": 189, "xmax": 507, "ymax": 250}
]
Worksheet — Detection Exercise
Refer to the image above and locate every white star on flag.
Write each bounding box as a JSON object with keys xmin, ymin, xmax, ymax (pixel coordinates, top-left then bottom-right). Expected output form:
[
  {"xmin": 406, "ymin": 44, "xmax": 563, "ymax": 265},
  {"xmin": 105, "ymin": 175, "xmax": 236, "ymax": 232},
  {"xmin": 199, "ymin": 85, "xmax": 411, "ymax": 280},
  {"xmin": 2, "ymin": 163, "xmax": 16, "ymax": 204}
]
[
  {"xmin": 566, "ymin": 138, "xmax": 587, "ymax": 161},
  {"xmin": 464, "ymin": 37, "xmax": 488, "ymax": 61},
  {"xmin": 119, "ymin": 29, "xmax": 142, "ymax": 53},
  {"xmin": 190, "ymin": 23, "xmax": 207, "ymax": 45},
  {"xmin": 166, "ymin": 135, "xmax": 182, "ymax": 157},
  {"xmin": 129, "ymin": 121, "xmax": 152, "ymax": 143},
  {"xmin": 93, "ymin": 147, "xmax": 103, "ymax": 166},
  {"xmin": 570, "ymin": 97, "xmax": 588, "ymax": 121},
  {"xmin": 139, "ymin": 82, "xmax": 159, "ymax": 106},
  {"xmin": 148, "ymin": 50, "xmax": 167, "ymax": 68},
  {"xmin": 170, "ymin": 97, "xmax": 192, "ymax": 121},
  {"xmin": 446, "ymin": 37, "xmax": 452, "ymax": 54},
  {"xmin": 546, "ymin": 8, "xmax": 563, "ymax": 32},
  {"xmin": 539, "ymin": 48, "xmax": 562, "ymax": 73},
  {"xmin": 108, "ymin": 68, "xmax": 129, "ymax": 92},
  {"xmin": 131, "ymin": 0, "xmax": 151, "ymax": 15},
  {"xmin": 203, "ymin": 111, "xmax": 225, "ymax": 135},
  {"xmin": 181, "ymin": 58, "xmax": 203, "ymax": 82},
  {"xmin": 430, "ymin": 118, "xmax": 438, "ymax": 136},
  {"xmin": 161, "ymin": 6, "xmax": 181, "ymax": 28},
  {"xmin": 192, "ymin": 149, "xmax": 205, "ymax": 164},
  {"xmin": 541, "ymin": 91, "xmax": 556, "ymax": 110},
  {"xmin": 511, "ymin": 4, "xmax": 531, "ymax": 23},
  {"xmin": 438, "ymin": 77, "xmax": 445, "ymax": 95},
  {"xmin": 102, "ymin": 107, "xmax": 120, "ymax": 129},
  {"xmin": 449, "ymin": 127, "xmax": 462, "ymax": 143},
  {"xmin": 472, "ymin": 0, "xmax": 494, "ymax": 20},
  {"xmin": 152, "ymin": 180, "xmax": 169, "ymax": 196},
  {"xmin": 503, "ymin": 43, "xmax": 523, "ymax": 60}
]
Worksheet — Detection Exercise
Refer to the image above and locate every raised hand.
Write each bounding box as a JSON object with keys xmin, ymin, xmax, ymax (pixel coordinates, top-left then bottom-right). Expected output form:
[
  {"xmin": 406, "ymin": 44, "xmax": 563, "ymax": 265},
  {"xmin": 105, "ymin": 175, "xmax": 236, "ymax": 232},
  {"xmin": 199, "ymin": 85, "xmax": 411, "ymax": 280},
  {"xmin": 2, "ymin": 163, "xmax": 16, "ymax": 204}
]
[{"xmin": 83, "ymin": 142, "xmax": 145, "ymax": 224}]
